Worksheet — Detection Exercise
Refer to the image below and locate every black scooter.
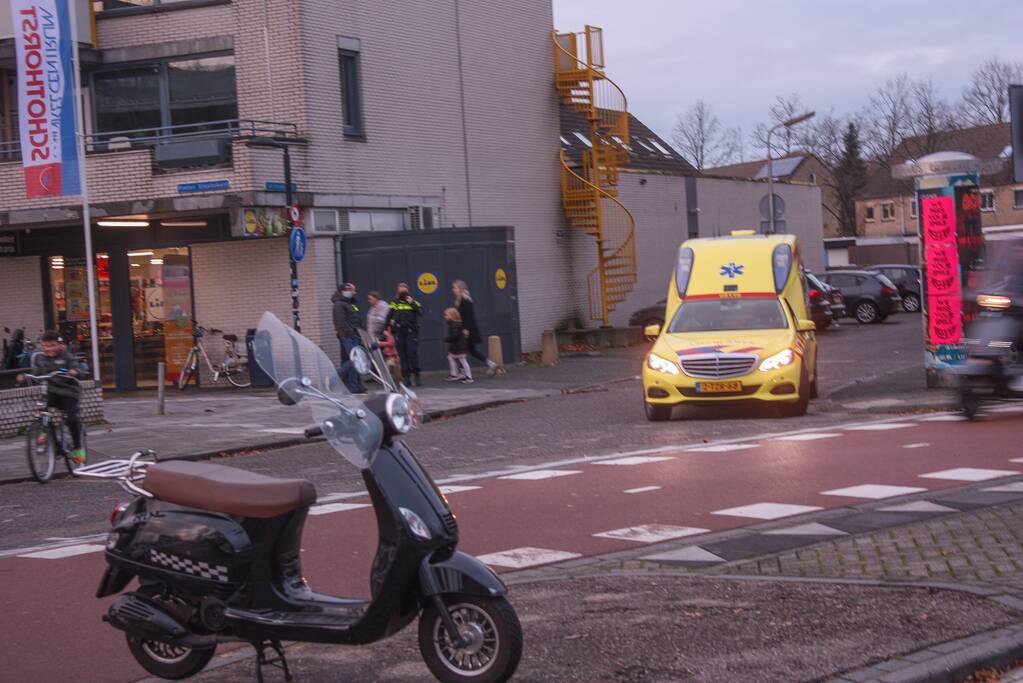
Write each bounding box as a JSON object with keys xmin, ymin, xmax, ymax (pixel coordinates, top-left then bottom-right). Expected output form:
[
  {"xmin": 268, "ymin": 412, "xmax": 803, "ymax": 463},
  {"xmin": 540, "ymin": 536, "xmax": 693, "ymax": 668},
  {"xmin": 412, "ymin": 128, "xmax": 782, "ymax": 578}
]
[
  {"xmin": 958, "ymin": 288, "xmax": 1023, "ymax": 419},
  {"xmin": 91, "ymin": 313, "xmax": 522, "ymax": 682}
]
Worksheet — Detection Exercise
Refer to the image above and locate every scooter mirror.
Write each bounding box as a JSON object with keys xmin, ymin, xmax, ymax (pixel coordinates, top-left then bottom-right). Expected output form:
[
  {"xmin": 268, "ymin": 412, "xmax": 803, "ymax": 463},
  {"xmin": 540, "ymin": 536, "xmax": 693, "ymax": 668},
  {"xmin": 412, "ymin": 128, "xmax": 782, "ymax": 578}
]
[
  {"xmin": 276, "ymin": 377, "xmax": 305, "ymax": 406},
  {"xmin": 350, "ymin": 346, "xmax": 372, "ymax": 375}
]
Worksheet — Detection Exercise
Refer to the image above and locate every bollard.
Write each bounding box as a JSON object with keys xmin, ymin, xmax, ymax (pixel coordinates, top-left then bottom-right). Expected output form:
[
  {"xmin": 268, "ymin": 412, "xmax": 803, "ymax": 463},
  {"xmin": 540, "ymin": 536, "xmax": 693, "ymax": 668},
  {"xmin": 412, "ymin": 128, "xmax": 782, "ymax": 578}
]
[
  {"xmin": 486, "ymin": 335, "xmax": 505, "ymax": 375},
  {"xmin": 157, "ymin": 362, "xmax": 165, "ymax": 416},
  {"xmin": 540, "ymin": 330, "xmax": 559, "ymax": 367}
]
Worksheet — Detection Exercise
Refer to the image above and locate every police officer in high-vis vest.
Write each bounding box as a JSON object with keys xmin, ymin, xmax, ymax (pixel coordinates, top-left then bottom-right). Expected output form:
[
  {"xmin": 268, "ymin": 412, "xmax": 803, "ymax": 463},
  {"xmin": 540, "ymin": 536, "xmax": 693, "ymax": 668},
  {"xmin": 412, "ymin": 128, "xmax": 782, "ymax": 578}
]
[{"xmin": 385, "ymin": 282, "xmax": 423, "ymax": 386}]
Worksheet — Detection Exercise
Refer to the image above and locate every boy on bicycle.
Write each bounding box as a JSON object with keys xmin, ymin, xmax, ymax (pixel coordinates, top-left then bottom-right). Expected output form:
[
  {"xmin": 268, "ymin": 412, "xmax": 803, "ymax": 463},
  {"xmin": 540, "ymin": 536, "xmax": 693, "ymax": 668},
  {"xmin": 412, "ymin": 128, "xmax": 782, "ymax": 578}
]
[{"xmin": 18, "ymin": 331, "xmax": 86, "ymax": 465}]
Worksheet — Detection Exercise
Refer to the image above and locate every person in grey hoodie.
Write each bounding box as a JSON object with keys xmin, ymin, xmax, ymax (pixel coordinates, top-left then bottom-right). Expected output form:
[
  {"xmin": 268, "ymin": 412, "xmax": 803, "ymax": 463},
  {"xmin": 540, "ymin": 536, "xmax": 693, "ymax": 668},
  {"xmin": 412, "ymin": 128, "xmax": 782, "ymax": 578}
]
[{"xmin": 332, "ymin": 283, "xmax": 366, "ymax": 394}]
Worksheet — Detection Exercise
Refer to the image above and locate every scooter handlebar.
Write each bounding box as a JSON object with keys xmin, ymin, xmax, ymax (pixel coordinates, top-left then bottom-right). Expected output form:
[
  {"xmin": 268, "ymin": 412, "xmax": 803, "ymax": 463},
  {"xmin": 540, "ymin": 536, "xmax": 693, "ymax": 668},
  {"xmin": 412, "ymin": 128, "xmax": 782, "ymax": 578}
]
[{"xmin": 304, "ymin": 426, "xmax": 323, "ymax": 439}]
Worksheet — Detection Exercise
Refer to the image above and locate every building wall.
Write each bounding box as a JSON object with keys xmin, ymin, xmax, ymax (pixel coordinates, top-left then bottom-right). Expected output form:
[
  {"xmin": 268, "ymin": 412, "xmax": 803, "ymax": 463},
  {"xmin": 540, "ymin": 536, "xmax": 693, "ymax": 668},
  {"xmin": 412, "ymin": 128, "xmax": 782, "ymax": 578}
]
[
  {"xmin": 981, "ymin": 185, "xmax": 1023, "ymax": 228},
  {"xmin": 0, "ymin": 256, "xmax": 45, "ymax": 339},
  {"xmin": 695, "ymin": 177, "xmax": 826, "ymax": 271},
  {"xmin": 858, "ymin": 184, "xmax": 1023, "ymax": 238}
]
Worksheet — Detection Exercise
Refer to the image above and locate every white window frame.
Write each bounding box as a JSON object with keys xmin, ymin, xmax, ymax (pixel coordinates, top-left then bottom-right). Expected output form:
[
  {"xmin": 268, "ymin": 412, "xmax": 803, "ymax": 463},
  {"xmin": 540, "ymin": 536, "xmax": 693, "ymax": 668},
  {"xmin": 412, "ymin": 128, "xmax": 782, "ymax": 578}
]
[
  {"xmin": 980, "ymin": 189, "xmax": 996, "ymax": 212},
  {"xmin": 881, "ymin": 202, "xmax": 895, "ymax": 221},
  {"xmin": 909, "ymin": 199, "xmax": 917, "ymax": 219}
]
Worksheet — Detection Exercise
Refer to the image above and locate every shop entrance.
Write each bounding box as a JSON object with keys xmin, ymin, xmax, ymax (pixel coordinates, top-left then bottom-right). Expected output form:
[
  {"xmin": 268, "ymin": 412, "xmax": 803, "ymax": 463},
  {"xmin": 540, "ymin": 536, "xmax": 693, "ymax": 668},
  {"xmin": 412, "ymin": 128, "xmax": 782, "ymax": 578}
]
[{"xmin": 128, "ymin": 247, "xmax": 193, "ymax": 387}]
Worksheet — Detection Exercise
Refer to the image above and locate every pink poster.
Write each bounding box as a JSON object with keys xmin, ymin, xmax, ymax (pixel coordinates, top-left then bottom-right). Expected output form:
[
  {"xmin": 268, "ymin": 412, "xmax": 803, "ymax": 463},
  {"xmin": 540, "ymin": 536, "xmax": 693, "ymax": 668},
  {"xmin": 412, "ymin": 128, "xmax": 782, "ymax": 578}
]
[
  {"xmin": 928, "ymin": 294, "xmax": 962, "ymax": 345},
  {"xmin": 924, "ymin": 244, "xmax": 960, "ymax": 296},
  {"xmin": 921, "ymin": 195, "xmax": 955, "ymax": 244}
]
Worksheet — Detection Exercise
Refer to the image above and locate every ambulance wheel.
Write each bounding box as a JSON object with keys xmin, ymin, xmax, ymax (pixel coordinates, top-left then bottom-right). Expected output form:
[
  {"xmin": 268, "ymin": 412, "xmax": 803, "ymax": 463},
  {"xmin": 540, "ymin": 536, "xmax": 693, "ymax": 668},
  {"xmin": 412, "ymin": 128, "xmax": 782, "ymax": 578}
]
[
  {"xmin": 779, "ymin": 371, "xmax": 810, "ymax": 417},
  {"xmin": 645, "ymin": 402, "xmax": 672, "ymax": 422}
]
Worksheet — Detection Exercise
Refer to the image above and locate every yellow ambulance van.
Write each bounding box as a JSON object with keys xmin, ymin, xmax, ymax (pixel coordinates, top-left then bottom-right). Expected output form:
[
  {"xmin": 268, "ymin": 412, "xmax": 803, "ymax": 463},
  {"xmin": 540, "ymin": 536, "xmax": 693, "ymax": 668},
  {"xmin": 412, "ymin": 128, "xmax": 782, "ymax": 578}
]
[{"xmin": 642, "ymin": 233, "xmax": 818, "ymax": 421}]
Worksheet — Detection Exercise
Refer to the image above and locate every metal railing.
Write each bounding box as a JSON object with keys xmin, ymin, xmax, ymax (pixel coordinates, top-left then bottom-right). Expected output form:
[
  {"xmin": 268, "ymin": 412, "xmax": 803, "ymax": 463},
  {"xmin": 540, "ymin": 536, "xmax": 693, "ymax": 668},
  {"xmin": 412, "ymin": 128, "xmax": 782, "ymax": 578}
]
[{"xmin": 0, "ymin": 118, "xmax": 301, "ymax": 161}]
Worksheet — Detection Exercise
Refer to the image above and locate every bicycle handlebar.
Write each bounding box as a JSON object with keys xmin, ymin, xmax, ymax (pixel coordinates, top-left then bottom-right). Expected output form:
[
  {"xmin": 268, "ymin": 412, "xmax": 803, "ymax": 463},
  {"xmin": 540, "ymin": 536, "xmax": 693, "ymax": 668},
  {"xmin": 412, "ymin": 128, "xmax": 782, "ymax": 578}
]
[{"xmin": 23, "ymin": 371, "xmax": 81, "ymax": 383}]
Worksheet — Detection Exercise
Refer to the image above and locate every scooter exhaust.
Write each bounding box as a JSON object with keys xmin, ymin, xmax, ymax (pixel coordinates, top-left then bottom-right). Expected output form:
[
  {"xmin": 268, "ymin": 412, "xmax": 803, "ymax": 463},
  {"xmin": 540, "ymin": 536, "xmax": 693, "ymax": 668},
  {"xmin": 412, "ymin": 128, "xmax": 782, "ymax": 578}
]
[{"xmin": 104, "ymin": 593, "xmax": 216, "ymax": 647}]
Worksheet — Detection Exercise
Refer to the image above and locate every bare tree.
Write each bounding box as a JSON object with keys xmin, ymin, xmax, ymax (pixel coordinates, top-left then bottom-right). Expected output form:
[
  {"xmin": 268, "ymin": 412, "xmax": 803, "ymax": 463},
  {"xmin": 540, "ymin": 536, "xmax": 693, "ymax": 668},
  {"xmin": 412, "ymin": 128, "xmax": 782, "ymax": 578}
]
[
  {"xmin": 960, "ymin": 58, "xmax": 1023, "ymax": 125},
  {"xmin": 860, "ymin": 74, "xmax": 914, "ymax": 167},
  {"xmin": 671, "ymin": 101, "xmax": 742, "ymax": 170},
  {"xmin": 751, "ymin": 93, "xmax": 808, "ymax": 156},
  {"xmin": 908, "ymin": 78, "xmax": 959, "ymax": 155}
]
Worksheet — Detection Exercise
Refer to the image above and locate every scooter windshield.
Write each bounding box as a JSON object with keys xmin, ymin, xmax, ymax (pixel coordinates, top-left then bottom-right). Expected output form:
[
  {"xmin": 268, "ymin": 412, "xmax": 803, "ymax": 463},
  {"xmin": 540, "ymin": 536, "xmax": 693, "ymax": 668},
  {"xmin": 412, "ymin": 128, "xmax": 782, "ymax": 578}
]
[{"xmin": 254, "ymin": 312, "xmax": 383, "ymax": 469}]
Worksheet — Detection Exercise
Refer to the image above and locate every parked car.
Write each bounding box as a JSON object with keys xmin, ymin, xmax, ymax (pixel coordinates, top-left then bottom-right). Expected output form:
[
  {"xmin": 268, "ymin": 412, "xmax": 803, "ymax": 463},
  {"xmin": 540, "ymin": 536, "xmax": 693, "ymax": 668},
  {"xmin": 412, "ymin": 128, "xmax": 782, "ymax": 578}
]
[
  {"xmin": 804, "ymin": 272, "xmax": 835, "ymax": 330},
  {"xmin": 629, "ymin": 300, "xmax": 667, "ymax": 340},
  {"xmin": 866, "ymin": 264, "xmax": 922, "ymax": 313},
  {"xmin": 817, "ymin": 270, "xmax": 902, "ymax": 324}
]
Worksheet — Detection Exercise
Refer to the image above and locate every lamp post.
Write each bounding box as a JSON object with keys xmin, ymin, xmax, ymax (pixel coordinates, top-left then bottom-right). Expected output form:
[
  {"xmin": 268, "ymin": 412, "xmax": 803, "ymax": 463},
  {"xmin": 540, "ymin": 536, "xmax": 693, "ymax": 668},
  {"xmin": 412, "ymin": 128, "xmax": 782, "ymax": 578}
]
[
  {"xmin": 246, "ymin": 136, "xmax": 301, "ymax": 332},
  {"xmin": 766, "ymin": 110, "xmax": 815, "ymax": 234}
]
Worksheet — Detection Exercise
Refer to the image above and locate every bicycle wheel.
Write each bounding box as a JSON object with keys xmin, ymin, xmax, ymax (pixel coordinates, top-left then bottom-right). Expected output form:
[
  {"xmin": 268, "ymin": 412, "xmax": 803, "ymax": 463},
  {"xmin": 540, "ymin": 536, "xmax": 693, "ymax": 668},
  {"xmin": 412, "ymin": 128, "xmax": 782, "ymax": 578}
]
[
  {"xmin": 177, "ymin": 351, "xmax": 196, "ymax": 390},
  {"xmin": 25, "ymin": 422, "xmax": 56, "ymax": 483},
  {"xmin": 224, "ymin": 357, "xmax": 251, "ymax": 388}
]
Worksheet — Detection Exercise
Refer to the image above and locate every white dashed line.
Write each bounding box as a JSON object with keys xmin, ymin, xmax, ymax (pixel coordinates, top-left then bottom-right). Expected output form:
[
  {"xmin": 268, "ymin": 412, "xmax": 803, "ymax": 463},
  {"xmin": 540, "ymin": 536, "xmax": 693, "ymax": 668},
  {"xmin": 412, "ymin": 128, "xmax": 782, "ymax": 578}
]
[
  {"xmin": 593, "ymin": 456, "xmax": 675, "ymax": 466},
  {"xmin": 1010, "ymin": 458, "xmax": 1023, "ymax": 464},
  {"xmin": 593, "ymin": 524, "xmax": 709, "ymax": 543},
  {"xmin": 821, "ymin": 484, "xmax": 927, "ymax": 499},
  {"xmin": 624, "ymin": 486, "xmax": 662, "ymax": 494},
  {"xmin": 641, "ymin": 546, "xmax": 724, "ymax": 563},
  {"xmin": 257, "ymin": 427, "xmax": 309, "ymax": 435},
  {"xmin": 773, "ymin": 433, "xmax": 842, "ymax": 442},
  {"xmin": 845, "ymin": 423, "xmax": 917, "ymax": 431},
  {"xmin": 919, "ymin": 468, "xmax": 1021, "ymax": 482},
  {"xmin": 18, "ymin": 544, "xmax": 106, "ymax": 560},
  {"xmin": 438, "ymin": 485, "xmax": 482, "ymax": 495},
  {"xmin": 902, "ymin": 443, "xmax": 930, "ymax": 449},
  {"xmin": 711, "ymin": 503, "xmax": 822, "ymax": 520},
  {"xmin": 477, "ymin": 547, "xmax": 581, "ymax": 569},
  {"xmin": 763, "ymin": 522, "xmax": 847, "ymax": 536},
  {"xmin": 916, "ymin": 414, "xmax": 967, "ymax": 422},
  {"xmin": 307, "ymin": 503, "xmax": 371, "ymax": 516},
  {"xmin": 497, "ymin": 469, "xmax": 582, "ymax": 481},
  {"xmin": 684, "ymin": 444, "xmax": 761, "ymax": 453}
]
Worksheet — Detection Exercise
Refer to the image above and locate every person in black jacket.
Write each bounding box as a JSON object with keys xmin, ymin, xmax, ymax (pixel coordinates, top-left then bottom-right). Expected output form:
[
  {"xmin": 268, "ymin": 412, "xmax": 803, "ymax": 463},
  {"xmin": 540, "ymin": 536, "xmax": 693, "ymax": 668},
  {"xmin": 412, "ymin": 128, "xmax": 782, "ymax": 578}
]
[
  {"xmin": 18, "ymin": 331, "xmax": 86, "ymax": 464},
  {"xmin": 332, "ymin": 282, "xmax": 366, "ymax": 394},
  {"xmin": 443, "ymin": 308, "xmax": 473, "ymax": 383},
  {"xmin": 453, "ymin": 280, "xmax": 498, "ymax": 376},
  {"xmin": 385, "ymin": 282, "xmax": 423, "ymax": 386}
]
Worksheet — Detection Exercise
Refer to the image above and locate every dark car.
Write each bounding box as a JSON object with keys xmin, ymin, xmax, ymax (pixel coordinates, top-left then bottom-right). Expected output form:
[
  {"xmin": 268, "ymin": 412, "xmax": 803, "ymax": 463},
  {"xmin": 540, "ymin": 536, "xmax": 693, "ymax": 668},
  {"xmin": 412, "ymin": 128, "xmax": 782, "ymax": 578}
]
[
  {"xmin": 866, "ymin": 264, "xmax": 922, "ymax": 313},
  {"xmin": 817, "ymin": 270, "xmax": 902, "ymax": 324},
  {"xmin": 629, "ymin": 299, "xmax": 667, "ymax": 339},
  {"xmin": 804, "ymin": 272, "xmax": 835, "ymax": 330}
]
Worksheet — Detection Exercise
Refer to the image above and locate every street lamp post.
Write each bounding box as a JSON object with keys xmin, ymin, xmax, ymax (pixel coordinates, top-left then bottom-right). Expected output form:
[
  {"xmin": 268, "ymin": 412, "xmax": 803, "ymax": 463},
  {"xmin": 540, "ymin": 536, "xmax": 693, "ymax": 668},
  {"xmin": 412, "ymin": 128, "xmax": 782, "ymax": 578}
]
[
  {"xmin": 247, "ymin": 137, "xmax": 301, "ymax": 333},
  {"xmin": 765, "ymin": 110, "xmax": 815, "ymax": 234}
]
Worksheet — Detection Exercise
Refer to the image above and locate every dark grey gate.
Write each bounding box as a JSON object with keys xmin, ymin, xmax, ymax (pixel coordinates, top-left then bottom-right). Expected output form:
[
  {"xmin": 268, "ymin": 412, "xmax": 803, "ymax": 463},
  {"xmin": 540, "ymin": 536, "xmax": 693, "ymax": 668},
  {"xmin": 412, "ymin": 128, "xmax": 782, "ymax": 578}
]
[{"xmin": 340, "ymin": 226, "xmax": 519, "ymax": 372}]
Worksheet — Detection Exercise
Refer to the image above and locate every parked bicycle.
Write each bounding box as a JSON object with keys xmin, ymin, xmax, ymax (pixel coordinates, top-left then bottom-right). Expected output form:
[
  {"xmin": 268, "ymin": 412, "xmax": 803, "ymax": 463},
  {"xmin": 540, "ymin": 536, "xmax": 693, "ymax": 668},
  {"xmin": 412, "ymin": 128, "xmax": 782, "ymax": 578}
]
[
  {"xmin": 23, "ymin": 372, "xmax": 87, "ymax": 483},
  {"xmin": 177, "ymin": 325, "xmax": 251, "ymax": 390}
]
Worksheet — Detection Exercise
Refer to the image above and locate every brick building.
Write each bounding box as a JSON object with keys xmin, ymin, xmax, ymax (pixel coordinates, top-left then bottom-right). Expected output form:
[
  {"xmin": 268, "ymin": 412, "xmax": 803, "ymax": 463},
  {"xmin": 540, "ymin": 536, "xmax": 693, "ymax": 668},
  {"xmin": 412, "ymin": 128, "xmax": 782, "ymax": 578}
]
[{"xmin": 0, "ymin": 0, "xmax": 567, "ymax": 390}]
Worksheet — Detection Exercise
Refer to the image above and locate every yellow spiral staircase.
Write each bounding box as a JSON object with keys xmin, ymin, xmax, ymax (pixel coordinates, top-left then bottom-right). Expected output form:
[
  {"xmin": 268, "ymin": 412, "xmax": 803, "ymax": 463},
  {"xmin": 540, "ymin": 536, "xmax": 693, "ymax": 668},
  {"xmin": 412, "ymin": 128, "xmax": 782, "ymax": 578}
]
[{"xmin": 553, "ymin": 26, "xmax": 637, "ymax": 327}]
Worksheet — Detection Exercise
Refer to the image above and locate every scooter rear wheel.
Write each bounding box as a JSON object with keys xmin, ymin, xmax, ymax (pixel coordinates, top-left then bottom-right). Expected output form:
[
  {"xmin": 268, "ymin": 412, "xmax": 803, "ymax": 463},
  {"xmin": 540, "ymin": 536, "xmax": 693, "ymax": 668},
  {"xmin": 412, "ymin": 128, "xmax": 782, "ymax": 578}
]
[
  {"xmin": 419, "ymin": 595, "xmax": 522, "ymax": 683},
  {"xmin": 126, "ymin": 635, "xmax": 215, "ymax": 680}
]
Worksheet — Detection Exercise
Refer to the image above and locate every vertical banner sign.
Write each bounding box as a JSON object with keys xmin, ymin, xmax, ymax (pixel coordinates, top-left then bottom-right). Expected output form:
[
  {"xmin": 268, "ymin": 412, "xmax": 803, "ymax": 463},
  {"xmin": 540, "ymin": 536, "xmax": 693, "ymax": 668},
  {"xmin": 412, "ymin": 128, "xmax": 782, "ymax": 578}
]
[
  {"xmin": 10, "ymin": 0, "xmax": 80, "ymax": 197},
  {"xmin": 921, "ymin": 195, "xmax": 962, "ymax": 347}
]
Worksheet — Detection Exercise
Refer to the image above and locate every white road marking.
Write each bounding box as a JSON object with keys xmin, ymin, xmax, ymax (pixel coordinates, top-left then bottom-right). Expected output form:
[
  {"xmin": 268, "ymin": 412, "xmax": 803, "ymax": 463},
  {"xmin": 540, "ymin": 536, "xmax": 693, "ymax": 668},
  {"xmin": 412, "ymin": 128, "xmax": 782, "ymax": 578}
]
[
  {"xmin": 982, "ymin": 482, "xmax": 1023, "ymax": 493},
  {"xmin": 641, "ymin": 546, "xmax": 724, "ymax": 563},
  {"xmin": 845, "ymin": 423, "xmax": 917, "ymax": 431},
  {"xmin": 593, "ymin": 524, "xmax": 709, "ymax": 543},
  {"xmin": 257, "ymin": 427, "xmax": 308, "ymax": 435},
  {"xmin": 843, "ymin": 398, "xmax": 906, "ymax": 410},
  {"xmin": 821, "ymin": 484, "xmax": 927, "ymax": 499},
  {"xmin": 438, "ymin": 485, "xmax": 481, "ymax": 495},
  {"xmin": 684, "ymin": 444, "xmax": 761, "ymax": 453},
  {"xmin": 593, "ymin": 456, "xmax": 675, "ymax": 466},
  {"xmin": 624, "ymin": 486, "xmax": 662, "ymax": 494},
  {"xmin": 477, "ymin": 547, "xmax": 581, "ymax": 569},
  {"xmin": 18, "ymin": 544, "xmax": 106, "ymax": 559},
  {"xmin": 712, "ymin": 503, "xmax": 822, "ymax": 520},
  {"xmin": 498, "ymin": 469, "xmax": 582, "ymax": 481},
  {"xmin": 307, "ymin": 503, "xmax": 371, "ymax": 516},
  {"xmin": 763, "ymin": 522, "xmax": 847, "ymax": 536},
  {"xmin": 316, "ymin": 491, "xmax": 369, "ymax": 503},
  {"xmin": 1010, "ymin": 458, "xmax": 1023, "ymax": 464},
  {"xmin": 773, "ymin": 433, "xmax": 842, "ymax": 442},
  {"xmin": 902, "ymin": 443, "xmax": 931, "ymax": 449},
  {"xmin": 920, "ymin": 468, "xmax": 1021, "ymax": 482},
  {"xmin": 916, "ymin": 414, "xmax": 967, "ymax": 422},
  {"xmin": 878, "ymin": 501, "xmax": 957, "ymax": 513}
]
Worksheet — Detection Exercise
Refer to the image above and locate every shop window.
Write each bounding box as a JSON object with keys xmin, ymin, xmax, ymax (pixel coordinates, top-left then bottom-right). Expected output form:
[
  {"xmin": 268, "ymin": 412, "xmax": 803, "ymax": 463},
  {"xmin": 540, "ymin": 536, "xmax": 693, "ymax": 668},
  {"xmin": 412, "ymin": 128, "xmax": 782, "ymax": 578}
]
[
  {"xmin": 881, "ymin": 202, "xmax": 895, "ymax": 221},
  {"xmin": 980, "ymin": 190, "xmax": 995, "ymax": 212},
  {"xmin": 48, "ymin": 253, "xmax": 114, "ymax": 385},
  {"xmin": 92, "ymin": 54, "xmax": 237, "ymax": 139},
  {"xmin": 339, "ymin": 47, "xmax": 364, "ymax": 137}
]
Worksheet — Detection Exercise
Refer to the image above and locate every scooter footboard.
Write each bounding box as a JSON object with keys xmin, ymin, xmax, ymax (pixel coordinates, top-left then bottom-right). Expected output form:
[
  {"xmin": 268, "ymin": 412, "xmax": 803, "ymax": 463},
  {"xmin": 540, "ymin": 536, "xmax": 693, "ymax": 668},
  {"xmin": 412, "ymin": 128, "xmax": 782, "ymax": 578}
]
[{"xmin": 420, "ymin": 551, "xmax": 507, "ymax": 599}]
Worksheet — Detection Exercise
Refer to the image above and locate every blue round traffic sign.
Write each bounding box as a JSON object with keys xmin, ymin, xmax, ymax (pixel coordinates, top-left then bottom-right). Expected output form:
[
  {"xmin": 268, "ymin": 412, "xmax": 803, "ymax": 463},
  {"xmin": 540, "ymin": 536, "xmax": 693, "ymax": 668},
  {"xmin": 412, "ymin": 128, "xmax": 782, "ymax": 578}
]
[{"xmin": 289, "ymin": 227, "xmax": 307, "ymax": 262}]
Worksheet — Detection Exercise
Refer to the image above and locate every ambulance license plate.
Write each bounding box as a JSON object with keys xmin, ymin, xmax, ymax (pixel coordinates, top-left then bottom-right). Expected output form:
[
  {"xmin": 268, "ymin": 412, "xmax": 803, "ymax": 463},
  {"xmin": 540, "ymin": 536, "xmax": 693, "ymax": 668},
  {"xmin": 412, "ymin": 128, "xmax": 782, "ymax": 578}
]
[{"xmin": 696, "ymin": 381, "xmax": 742, "ymax": 393}]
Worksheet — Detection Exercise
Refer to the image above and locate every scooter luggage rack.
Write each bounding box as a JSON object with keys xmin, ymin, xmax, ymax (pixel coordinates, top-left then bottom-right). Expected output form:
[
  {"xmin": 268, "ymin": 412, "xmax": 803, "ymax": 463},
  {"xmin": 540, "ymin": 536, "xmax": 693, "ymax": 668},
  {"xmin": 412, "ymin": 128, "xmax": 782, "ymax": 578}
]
[{"xmin": 75, "ymin": 450, "xmax": 158, "ymax": 497}]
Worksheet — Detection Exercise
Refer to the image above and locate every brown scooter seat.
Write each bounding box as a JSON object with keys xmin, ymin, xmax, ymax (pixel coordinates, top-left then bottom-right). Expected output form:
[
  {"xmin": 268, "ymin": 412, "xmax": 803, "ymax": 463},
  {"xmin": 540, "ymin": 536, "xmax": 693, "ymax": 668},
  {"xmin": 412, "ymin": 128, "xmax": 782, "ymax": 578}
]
[{"xmin": 145, "ymin": 461, "xmax": 317, "ymax": 519}]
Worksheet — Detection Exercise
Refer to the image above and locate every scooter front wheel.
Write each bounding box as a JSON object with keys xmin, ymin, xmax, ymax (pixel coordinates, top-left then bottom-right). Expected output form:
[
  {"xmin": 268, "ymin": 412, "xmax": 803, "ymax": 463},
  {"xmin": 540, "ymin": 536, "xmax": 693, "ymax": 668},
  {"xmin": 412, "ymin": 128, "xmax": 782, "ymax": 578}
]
[
  {"xmin": 419, "ymin": 595, "xmax": 522, "ymax": 683},
  {"xmin": 126, "ymin": 635, "xmax": 216, "ymax": 680}
]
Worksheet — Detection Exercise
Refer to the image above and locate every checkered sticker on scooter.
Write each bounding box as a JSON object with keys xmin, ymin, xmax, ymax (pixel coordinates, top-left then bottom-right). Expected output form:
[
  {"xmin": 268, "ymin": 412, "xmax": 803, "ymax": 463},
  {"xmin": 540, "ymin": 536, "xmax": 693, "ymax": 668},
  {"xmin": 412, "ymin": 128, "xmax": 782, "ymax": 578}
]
[{"xmin": 149, "ymin": 549, "xmax": 230, "ymax": 583}]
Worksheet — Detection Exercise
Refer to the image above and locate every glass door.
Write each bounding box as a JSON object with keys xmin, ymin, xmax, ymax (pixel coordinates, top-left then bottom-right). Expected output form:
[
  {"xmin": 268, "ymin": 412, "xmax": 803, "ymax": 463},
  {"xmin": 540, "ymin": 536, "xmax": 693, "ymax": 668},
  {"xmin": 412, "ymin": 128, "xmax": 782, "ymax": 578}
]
[
  {"xmin": 128, "ymin": 247, "xmax": 193, "ymax": 387},
  {"xmin": 48, "ymin": 253, "xmax": 114, "ymax": 386}
]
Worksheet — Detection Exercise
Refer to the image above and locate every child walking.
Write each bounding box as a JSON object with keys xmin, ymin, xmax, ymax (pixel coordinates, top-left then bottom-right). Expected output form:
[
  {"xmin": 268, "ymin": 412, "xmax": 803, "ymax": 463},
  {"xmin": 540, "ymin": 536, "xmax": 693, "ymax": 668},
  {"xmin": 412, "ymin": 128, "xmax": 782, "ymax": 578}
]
[{"xmin": 443, "ymin": 308, "xmax": 473, "ymax": 383}]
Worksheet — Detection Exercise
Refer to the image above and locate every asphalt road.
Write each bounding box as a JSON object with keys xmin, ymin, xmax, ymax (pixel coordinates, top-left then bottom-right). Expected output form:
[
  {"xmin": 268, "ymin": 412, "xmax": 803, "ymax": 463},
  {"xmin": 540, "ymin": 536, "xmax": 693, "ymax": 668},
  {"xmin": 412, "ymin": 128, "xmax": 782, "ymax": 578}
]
[{"xmin": 0, "ymin": 315, "xmax": 929, "ymax": 554}]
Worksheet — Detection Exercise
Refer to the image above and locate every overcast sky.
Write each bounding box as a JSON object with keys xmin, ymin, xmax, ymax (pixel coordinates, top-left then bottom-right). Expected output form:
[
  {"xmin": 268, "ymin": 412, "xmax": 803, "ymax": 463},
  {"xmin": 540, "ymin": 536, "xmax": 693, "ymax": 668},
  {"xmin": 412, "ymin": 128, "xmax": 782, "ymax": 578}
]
[{"xmin": 552, "ymin": 0, "xmax": 1023, "ymax": 154}]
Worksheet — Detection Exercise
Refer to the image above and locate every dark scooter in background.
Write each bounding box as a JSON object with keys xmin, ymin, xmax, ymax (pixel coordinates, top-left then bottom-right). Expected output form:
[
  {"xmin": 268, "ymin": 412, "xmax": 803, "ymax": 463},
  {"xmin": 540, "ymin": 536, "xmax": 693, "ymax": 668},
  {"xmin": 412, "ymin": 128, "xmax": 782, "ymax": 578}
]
[
  {"xmin": 959, "ymin": 288, "xmax": 1023, "ymax": 419},
  {"xmin": 87, "ymin": 312, "xmax": 522, "ymax": 682}
]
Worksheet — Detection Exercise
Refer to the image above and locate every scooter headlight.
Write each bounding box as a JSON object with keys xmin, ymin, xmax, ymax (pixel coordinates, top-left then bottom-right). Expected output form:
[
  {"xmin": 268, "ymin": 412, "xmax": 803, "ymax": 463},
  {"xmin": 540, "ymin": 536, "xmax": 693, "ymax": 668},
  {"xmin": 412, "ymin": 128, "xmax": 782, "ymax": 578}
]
[
  {"xmin": 977, "ymin": 294, "xmax": 1012, "ymax": 310},
  {"xmin": 647, "ymin": 353, "xmax": 680, "ymax": 376},
  {"xmin": 386, "ymin": 393, "xmax": 413, "ymax": 434},
  {"xmin": 759, "ymin": 348, "xmax": 795, "ymax": 372},
  {"xmin": 400, "ymin": 507, "xmax": 432, "ymax": 540}
]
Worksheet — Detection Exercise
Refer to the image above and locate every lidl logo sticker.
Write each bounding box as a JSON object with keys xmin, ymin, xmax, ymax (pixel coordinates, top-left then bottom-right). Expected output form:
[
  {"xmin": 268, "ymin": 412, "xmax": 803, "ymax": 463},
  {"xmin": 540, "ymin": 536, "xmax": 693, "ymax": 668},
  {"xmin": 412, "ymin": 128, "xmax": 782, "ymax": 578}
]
[
  {"xmin": 417, "ymin": 272, "xmax": 439, "ymax": 295},
  {"xmin": 495, "ymin": 267, "xmax": 508, "ymax": 290}
]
